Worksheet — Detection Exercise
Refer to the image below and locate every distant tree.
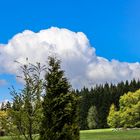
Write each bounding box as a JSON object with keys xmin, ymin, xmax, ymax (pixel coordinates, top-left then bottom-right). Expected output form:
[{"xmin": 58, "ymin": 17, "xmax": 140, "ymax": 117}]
[
  {"xmin": 107, "ymin": 104, "xmax": 120, "ymax": 128},
  {"xmin": 39, "ymin": 57, "xmax": 79, "ymax": 140},
  {"xmin": 87, "ymin": 106, "xmax": 98, "ymax": 129},
  {"xmin": 119, "ymin": 90, "xmax": 140, "ymax": 128},
  {"xmin": 108, "ymin": 89, "xmax": 140, "ymax": 128},
  {"xmin": 79, "ymin": 87, "xmax": 91, "ymax": 130}
]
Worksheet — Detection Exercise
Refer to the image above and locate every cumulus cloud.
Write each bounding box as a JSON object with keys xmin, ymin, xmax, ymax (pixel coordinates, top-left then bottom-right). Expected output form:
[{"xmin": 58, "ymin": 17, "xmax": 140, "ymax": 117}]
[{"xmin": 0, "ymin": 27, "xmax": 140, "ymax": 89}]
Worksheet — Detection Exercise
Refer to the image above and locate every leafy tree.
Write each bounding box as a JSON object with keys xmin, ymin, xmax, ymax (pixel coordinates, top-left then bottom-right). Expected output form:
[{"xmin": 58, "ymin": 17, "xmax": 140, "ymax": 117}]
[
  {"xmin": 40, "ymin": 57, "xmax": 79, "ymax": 140},
  {"xmin": 119, "ymin": 90, "xmax": 140, "ymax": 128},
  {"xmin": 108, "ymin": 89, "xmax": 140, "ymax": 128},
  {"xmin": 87, "ymin": 106, "xmax": 98, "ymax": 129},
  {"xmin": 0, "ymin": 110, "xmax": 7, "ymax": 136},
  {"xmin": 9, "ymin": 62, "xmax": 45, "ymax": 140},
  {"xmin": 107, "ymin": 104, "xmax": 120, "ymax": 128}
]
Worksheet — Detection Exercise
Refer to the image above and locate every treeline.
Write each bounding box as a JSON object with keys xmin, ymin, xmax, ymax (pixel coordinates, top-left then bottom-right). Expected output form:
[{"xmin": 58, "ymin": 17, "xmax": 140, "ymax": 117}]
[
  {"xmin": 1, "ymin": 79, "xmax": 140, "ymax": 131},
  {"xmin": 76, "ymin": 79, "xmax": 140, "ymax": 130}
]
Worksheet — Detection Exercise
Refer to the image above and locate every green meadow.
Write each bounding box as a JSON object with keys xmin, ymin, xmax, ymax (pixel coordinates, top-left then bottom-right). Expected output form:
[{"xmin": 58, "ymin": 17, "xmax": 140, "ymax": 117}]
[
  {"xmin": 80, "ymin": 129, "xmax": 140, "ymax": 140},
  {"xmin": 0, "ymin": 129, "xmax": 140, "ymax": 140}
]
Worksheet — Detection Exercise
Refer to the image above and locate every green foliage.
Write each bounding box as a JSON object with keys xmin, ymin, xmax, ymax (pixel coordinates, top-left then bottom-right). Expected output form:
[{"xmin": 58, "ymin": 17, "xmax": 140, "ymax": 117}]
[
  {"xmin": 119, "ymin": 90, "xmax": 140, "ymax": 128},
  {"xmin": 9, "ymin": 62, "xmax": 44, "ymax": 140},
  {"xmin": 107, "ymin": 104, "xmax": 120, "ymax": 128},
  {"xmin": 0, "ymin": 111, "xmax": 7, "ymax": 136},
  {"xmin": 79, "ymin": 88, "xmax": 91, "ymax": 130},
  {"xmin": 87, "ymin": 106, "xmax": 98, "ymax": 129},
  {"xmin": 108, "ymin": 89, "xmax": 140, "ymax": 128},
  {"xmin": 78, "ymin": 80, "xmax": 140, "ymax": 129},
  {"xmin": 39, "ymin": 57, "xmax": 79, "ymax": 140}
]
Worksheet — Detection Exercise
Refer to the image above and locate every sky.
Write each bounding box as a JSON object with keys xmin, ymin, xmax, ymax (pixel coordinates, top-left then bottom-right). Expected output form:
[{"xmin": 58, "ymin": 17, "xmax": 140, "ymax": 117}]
[{"xmin": 1, "ymin": 0, "xmax": 140, "ymax": 101}]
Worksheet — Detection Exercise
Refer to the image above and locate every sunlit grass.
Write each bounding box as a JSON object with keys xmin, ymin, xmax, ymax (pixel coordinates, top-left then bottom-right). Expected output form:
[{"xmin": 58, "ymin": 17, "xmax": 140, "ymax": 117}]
[
  {"xmin": 0, "ymin": 129, "xmax": 140, "ymax": 140},
  {"xmin": 80, "ymin": 128, "xmax": 140, "ymax": 140}
]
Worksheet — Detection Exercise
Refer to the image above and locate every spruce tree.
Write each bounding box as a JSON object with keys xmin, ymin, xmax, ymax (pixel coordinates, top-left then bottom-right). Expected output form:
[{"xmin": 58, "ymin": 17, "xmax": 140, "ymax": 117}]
[{"xmin": 40, "ymin": 57, "xmax": 79, "ymax": 140}]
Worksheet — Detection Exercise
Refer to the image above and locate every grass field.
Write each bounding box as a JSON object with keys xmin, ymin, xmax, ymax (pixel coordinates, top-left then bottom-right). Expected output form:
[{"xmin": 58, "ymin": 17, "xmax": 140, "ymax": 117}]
[
  {"xmin": 0, "ymin": 129, "xmax": 140, "ymax": 140},
  {"xmin": 80, "ymin": 128, "xmax": 140, "ymax": 140}
]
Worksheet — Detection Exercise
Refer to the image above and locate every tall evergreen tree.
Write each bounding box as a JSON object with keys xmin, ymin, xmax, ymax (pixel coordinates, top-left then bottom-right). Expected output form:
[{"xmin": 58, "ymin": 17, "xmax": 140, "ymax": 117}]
[
  {"xmin": 40, "ymin": 57, "xmax": 79, "ymax": 140},
  {"xmin": 79, "ymin": 87, "xmax": 91, "ymax": 130}
]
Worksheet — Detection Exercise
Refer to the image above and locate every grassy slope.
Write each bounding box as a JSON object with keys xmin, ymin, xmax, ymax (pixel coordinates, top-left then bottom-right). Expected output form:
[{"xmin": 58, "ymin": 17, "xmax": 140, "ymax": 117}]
[
  {"xmin": 0, "ymin": 129, "xmax": 140, "ymax": 140},
  {"xmin": 80, "ymin": 129, "xmax": 140, "ymax": 140}
]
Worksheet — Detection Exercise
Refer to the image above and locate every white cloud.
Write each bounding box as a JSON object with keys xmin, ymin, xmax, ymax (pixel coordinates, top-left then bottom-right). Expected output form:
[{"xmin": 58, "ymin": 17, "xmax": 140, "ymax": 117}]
[{"xmin": 0, "ymin": 27, "xmax": 140, "ymax": 89}]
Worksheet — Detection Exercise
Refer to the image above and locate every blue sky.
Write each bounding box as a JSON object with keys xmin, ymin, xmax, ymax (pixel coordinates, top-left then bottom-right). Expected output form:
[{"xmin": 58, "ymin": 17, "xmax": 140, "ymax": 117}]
[{"xmin": 0, "ymin": 0, "xmax": 140, "ymax": 101}]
